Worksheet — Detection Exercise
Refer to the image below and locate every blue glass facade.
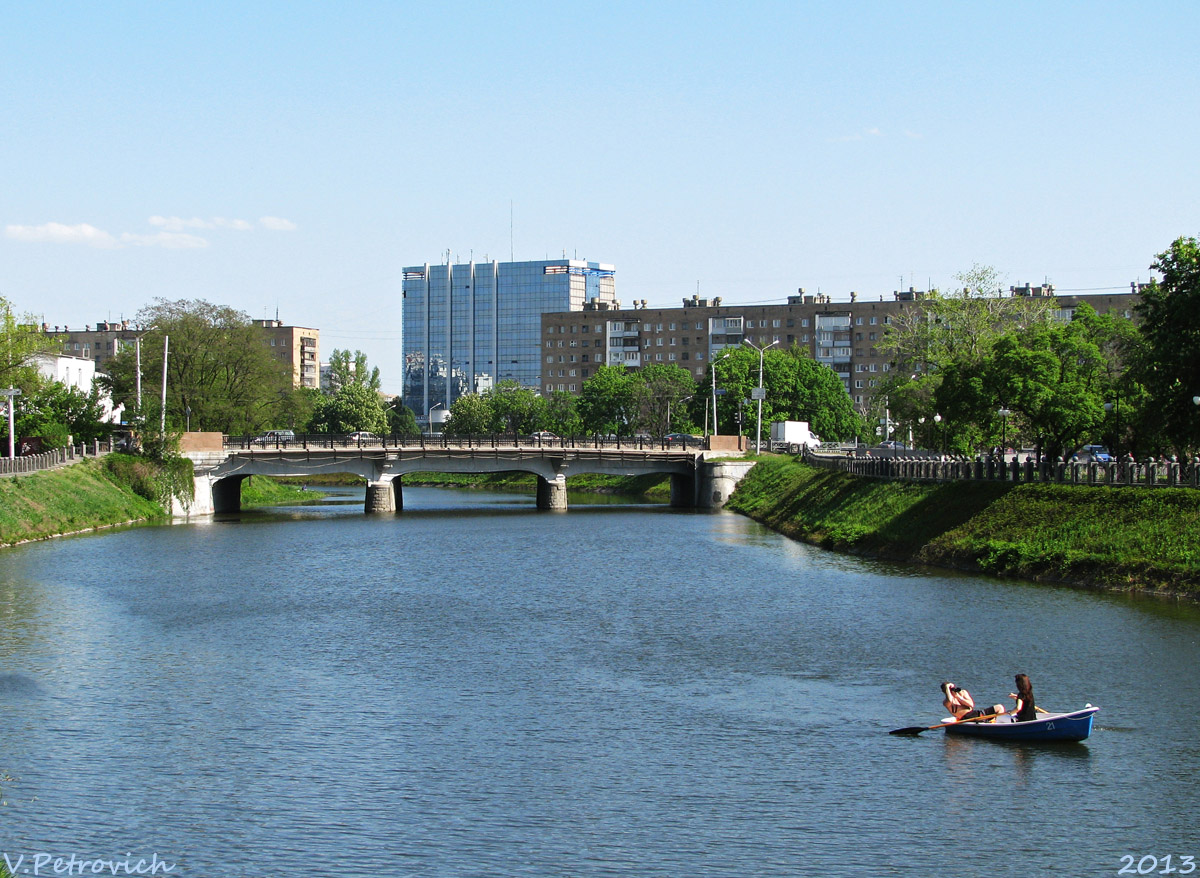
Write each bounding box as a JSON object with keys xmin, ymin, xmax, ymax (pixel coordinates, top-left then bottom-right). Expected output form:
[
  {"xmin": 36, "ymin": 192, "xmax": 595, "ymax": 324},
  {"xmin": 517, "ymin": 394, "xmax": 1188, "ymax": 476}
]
[{"xmin": 402, "ymin": 258, "xmax": 616, "ymax": 421}]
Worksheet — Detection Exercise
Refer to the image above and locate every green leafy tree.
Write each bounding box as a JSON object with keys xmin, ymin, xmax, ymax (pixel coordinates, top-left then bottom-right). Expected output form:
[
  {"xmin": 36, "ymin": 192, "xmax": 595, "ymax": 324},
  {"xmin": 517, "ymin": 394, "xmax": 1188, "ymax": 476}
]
[
  {"xmin": 484, "ymin": 380, "xmax": 546, "ymax": 435},
  {"xmin": 444, "ymin": 392, "xmax": 494, "ymax": 436},
  {"xmin": 307, "ymin": 384, "xmax": 387, "ymax": 434},
  {"xmin": 1134, "ymin": 236, "xmax": 1200, "ymax": 455},
  {"xmin": 386, "ymin": 397, "xmax": 421, "ymax": 437},
  {"xmin": 325, "ymin": 349, "xmax": 381, "ymax": 393},
  {"xmin": 0, "ymin": 298, "xmax": 53, "ymax": 389},
  {"xmin": 13, "ymin": 381, "xmax": 114, "ymax": 448},
  {"xmin": 99, "ymin": 299, "xmax": 293, "ymax": 434},
  {"xmin": 578, "ymin": 365, "xmax": 638, "ymax": 435},
  {"xmin": 632, "ymin": 364, "xmax": 696, "ymax": 436},
  {"xmin": 544, "ymin": 390, "xmax": 584, "ymax": 437}
]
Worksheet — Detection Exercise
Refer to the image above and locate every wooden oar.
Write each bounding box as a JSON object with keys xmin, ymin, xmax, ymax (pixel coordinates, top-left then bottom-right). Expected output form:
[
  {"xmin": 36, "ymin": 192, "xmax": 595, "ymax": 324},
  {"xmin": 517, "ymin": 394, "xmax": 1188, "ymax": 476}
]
[{"xmin": 889, "ymin": 711, "xmax": 1000, "ymax": 736}]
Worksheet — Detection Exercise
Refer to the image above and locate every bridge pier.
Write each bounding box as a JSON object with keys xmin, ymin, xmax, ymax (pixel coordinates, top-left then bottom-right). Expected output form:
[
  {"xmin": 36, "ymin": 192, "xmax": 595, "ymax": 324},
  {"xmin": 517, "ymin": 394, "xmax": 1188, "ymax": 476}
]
[
  {"xmin": 365, "ymin": 480, "xmax": 397, "ymax": 514},
  {"xmin": 536, "ymin": 475, "xmax": 568, "ymax": 511}
]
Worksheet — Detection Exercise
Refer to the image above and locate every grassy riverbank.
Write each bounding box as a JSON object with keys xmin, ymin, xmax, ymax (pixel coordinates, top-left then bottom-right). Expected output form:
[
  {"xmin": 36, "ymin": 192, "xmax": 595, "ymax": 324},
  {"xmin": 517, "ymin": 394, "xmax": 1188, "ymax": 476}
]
[
  {"xmin": 726, "ymin": 457, "xmax": 1200, "ymax": 596},
  {"xmin": 0, "ymin": 457, "xmax": 167, "ymax": 547},
  {"xmin": 241, "ymin": 475, "xmax": 327, "ymax": 507}
]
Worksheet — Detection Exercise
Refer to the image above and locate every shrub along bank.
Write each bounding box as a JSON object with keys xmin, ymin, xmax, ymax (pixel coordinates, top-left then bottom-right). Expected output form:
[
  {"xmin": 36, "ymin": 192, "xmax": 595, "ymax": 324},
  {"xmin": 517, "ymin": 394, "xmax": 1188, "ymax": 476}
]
[
  {"xmin": 0, "ymin": 456, "xmax": 168, "ymax": 547},
  {"xmin": 725, "ymin": 457, "xmax": 1200, "ymax": 597}
]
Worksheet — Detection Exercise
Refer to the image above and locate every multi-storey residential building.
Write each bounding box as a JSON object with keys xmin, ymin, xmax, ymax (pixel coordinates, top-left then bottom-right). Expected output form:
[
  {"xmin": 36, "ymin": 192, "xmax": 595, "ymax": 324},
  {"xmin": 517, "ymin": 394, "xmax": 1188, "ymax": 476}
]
[
  {"xmin": 401, "ymin": 257, "xmax": 617, "ymax": 423},
  {"xmin": 541, "ymin": 286, "xmax": 1141, "ymax": 413},
  {"xmin": 45, "ymin": 318, "xmax": 321, "ymax": 390},
  {"xmin": 252, "ymin": 319, "xmax": 320, "ymax": 389},
  {"xmin": 44, "ymin": 321, "xmax": 149, "ymax": 372}
]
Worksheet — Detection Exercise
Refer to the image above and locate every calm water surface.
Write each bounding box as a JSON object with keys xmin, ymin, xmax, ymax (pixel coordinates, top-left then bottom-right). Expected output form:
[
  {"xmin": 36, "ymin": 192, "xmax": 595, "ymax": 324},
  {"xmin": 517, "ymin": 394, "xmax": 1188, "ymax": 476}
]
[{"xmin": 1, "ymin": 486, "xmax": 1198, "ymax": 877}]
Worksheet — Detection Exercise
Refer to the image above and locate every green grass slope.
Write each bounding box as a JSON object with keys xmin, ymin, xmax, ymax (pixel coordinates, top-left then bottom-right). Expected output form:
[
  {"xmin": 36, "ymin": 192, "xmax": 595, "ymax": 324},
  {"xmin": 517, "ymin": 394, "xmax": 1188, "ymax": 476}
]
[
  {"xmin": 0, "ymin": 458, "xmax": 166, "ymax": 547},
  {"xmin": 726, "ymin": 458, "xmax": 1200, "ymax": 596}
]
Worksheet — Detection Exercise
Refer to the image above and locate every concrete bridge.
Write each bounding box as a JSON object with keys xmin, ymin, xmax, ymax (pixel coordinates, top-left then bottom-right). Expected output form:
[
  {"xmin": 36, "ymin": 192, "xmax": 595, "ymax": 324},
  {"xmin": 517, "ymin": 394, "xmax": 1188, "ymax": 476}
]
[{"xmin": 178, "ymin": 433, "xmax": 755, "ymax": 515}]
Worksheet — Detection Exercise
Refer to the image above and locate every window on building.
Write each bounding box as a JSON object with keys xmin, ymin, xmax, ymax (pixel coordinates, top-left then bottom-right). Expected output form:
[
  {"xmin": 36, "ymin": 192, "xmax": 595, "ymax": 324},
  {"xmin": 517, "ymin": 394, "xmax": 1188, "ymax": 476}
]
[
  {"xmin": 870, "ymin": 316, "xmax": 877, "ymax": 325},
  {"xmin": 772, "ymin": 319, "xmax": 780, "ymax": 328},
  {"xmin": 668, "ymin": 353, "xmax": 676, "ymax": 361},
  {"xmin": 869, "ymin": 364, "xmax": 877, "ymax": 372},
  {"xmin": 802, "ymin": 318, "xmax": 809, "ymax": 327},
  {"xmin": 855, "ymin": 379, "xmax": 863, "ymax": 388}
]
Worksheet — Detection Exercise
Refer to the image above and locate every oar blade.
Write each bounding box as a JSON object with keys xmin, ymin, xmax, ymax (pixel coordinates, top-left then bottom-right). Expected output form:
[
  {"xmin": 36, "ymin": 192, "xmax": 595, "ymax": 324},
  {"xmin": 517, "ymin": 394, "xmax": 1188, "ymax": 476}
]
[{"xmin": 889, "ymin": 726, "xmax": 928, "ymax": 736}]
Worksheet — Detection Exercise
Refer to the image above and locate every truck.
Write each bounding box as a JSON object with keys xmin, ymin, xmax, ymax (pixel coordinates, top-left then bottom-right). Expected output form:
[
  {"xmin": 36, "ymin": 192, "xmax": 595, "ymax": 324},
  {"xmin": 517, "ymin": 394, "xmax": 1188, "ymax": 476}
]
[{"xmin": 769, "ymin": 420, "xmax": 821, "ymax": 453}]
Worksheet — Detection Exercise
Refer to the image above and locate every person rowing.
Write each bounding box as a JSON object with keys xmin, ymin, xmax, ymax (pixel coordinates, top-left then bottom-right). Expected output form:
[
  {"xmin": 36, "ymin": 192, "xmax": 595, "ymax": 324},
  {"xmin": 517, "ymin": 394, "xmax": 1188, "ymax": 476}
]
[{"xmin": 941, "ymin": 681, "xmax": 1005, "ymax": 722}]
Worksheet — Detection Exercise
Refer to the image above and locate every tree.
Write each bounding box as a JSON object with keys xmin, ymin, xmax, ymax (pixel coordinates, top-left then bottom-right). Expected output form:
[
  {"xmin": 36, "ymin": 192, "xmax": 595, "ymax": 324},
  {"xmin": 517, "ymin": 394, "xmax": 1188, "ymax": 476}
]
[
  {"xmin": 386, "ymin": 398, "xmax": 421, "ymax": 437},
  {"xmin": 632, "ymin": 364, "xmax": 696, "ymax": 436},
  {"xmin": 578, "ymin": 365, "xmax": 638, "ymax": 435},
  {"xmin": 1134, "ymin": 237, "xmax": 1200, "ymax": 455},
  {"xmin": 5, "ymin": 379, "xmax": 113, "ymax": 448},
  {"xmin": 307, "ymin": 383, "xmax": 387, "ymax": 434},
  {"xmin": 543, "ymin": 390, "xmax": 584, "ymax": 437},
  {"xmin": 99, "ymin": 299, "xmax": 293, "ymax": 434},
  {"xmin": 0, "ymin": 298, "xmax": 52, "ymax": 389},
  {"xmin": 484, "ymin": 380, "xmax": 546, "ymax": 435},
  {"xmin": 696, "ymin": 346, "xmax": 861, "ymax": 442},
  {"xmin": 325, "ymin": 349, "xmax": 381, "ymax": 393},
  {"xmin": 445, "ymin": 392, "xmax": 493, "ymax": 436}
]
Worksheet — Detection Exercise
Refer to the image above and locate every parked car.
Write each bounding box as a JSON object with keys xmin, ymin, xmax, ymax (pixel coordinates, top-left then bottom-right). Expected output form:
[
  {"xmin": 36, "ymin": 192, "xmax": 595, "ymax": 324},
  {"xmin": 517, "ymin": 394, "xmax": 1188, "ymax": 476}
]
[
  {"xmin": 664, "ymin": 433, "xmax": 700, "ymax": 447},
  {"xmin": 529, "ymin": 431, "xmax": 559, "ymax": 442},
  {"xmin": 1077, "ymin": 444, "xmax": 1112, "ymax": 463},
  {"xmin": 878, "ymin": 440, "xmax": 906, "ymax": 451},
  {"xmin": 346, "ymin": 431, "xmax": 381, "ymax": 444},
  {"xmin": 255, "ymin": 430, "xmax": 295, "ymax": 446}
]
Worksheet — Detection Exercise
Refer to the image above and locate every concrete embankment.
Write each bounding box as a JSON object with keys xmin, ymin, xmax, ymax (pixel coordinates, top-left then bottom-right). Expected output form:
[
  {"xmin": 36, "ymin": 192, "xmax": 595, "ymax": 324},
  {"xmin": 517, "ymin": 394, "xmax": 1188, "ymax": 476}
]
[{"xmin": 724, "ymin": 457, "xmax": 1200, "ymax": 598}]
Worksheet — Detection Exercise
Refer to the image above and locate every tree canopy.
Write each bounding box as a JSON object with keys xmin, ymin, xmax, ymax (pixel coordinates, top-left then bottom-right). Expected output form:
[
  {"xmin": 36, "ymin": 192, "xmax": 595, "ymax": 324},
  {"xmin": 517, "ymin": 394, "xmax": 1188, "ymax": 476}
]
[{"xmin": 100, "ymin": 298, "xmax": 295, "ymax": 434}]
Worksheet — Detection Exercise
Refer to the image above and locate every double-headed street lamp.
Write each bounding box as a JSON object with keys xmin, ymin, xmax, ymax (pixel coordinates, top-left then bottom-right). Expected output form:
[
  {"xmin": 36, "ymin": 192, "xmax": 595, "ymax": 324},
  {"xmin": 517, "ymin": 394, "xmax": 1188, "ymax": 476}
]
[
  {"xmin": 743, "ymin": 339, "xmax": 777, "ymax": 453},
  {"xmin": 709, "ymin": 349, "xmax": 733, "ymax": 437}
]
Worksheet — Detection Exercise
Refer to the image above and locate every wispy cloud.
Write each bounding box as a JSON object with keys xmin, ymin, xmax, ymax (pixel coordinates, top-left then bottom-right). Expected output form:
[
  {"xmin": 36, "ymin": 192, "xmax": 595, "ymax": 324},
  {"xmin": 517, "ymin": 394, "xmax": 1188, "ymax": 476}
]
[
  {"xmin": 5, "ymin": 222, "xmax": 119, "ymax": 248},
  {"xmin": 150, "ymin": 215, "xmax": 255, "ymax": 232},
  {"xmin": 120, "ymin": 231, "xmax": 210, "ymax": 249},
  {"xmin": 6, "ymin": 214, "xmax": 297, "ymax": 249},
  {"xmin": 829, "ymin": 127, "xmax": 887, "ymax": 143},
  {"xmin": 259, "ymin": 216, "xmax": 297, "ymax": 231}
]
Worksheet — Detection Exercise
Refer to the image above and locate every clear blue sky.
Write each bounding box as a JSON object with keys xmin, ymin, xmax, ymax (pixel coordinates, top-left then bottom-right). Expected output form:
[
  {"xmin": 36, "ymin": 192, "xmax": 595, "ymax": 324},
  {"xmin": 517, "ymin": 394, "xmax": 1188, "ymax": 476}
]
[{"xmin": 3, "ymin": 1, "xmax": 1197, "ymax": 394}]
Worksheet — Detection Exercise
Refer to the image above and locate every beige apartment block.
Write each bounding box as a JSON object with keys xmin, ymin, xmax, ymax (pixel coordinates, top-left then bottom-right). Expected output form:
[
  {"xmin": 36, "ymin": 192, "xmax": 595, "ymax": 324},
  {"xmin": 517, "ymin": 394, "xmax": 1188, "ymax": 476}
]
[{"xmin": 252, "ymin": 319, "xmax": 320, "ymax": 388}]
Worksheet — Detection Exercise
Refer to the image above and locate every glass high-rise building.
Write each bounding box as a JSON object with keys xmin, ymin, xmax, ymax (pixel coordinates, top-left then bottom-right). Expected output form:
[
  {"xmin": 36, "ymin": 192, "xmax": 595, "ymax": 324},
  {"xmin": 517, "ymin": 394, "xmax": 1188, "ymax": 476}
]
[{"xmin": 401, "ymin": 258, "xmax": 616, "ymax": 422}]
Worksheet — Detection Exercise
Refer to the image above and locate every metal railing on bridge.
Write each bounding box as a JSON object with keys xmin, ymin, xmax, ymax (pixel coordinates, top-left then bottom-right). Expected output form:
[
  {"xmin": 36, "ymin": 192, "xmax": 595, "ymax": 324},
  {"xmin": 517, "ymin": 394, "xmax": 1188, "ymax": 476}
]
[
  {"xmin": 223, "ymin": 433, "xmax": 702, "ymax": 453},
  {"xmin": 805, "ymin": 449, "xmax": 1200, "ymax": 489}
]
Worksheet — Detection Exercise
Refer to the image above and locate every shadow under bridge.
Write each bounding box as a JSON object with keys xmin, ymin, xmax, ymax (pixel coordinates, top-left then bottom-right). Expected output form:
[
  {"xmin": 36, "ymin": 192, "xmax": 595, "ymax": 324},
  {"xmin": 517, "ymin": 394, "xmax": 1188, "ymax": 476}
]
[{"xmin": 202, "ymin": 445, "xmax": 704, "ymax": 513}]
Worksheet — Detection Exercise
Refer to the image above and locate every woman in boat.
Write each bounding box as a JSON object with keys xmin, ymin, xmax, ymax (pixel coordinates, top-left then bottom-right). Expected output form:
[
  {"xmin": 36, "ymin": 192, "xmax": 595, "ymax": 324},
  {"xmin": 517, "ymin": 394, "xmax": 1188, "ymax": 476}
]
[
  {"xmin": 941, "ymin": 682, "xmax": 1005, "ymax": 721},
  {"xmin": 1010, "ymin": 673, "xmax": 1037, "ymax": 722}
]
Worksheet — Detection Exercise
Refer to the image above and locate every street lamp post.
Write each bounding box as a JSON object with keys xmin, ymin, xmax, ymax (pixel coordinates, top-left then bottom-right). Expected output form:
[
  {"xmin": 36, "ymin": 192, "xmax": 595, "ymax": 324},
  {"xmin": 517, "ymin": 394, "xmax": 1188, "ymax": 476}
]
[
  {"xmin": 427, "ymin": 402, "xmax": 445, "ymax": 437},
  {"xmin": 998, "ymin": 407, "xmax": 1011, "ymax": 459},
  {"xmin": 743, "ymin": 339, "xmax": 777, "ymax": 453},
  {"xmin": 185, "ymin": 405, "xmax": 192, "ymax": 433},
  {"xmin": 934, "ymin": 413, "xmax": 943, "ymax": 454}
]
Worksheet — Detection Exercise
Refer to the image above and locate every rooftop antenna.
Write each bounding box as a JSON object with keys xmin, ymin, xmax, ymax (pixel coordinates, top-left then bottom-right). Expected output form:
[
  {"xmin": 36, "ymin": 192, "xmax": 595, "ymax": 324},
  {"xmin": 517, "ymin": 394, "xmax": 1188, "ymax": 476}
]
[{"xmin": 510, "ymin": 201, "xmax": 514, "ymax": 262}]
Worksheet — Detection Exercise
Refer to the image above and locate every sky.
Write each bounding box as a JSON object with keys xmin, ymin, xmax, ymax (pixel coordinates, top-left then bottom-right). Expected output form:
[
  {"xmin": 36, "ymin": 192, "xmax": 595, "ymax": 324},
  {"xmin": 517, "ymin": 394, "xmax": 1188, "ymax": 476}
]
[{"xmin": 3, "ymin": 1, "xmax": 1198, "ymax": 395}]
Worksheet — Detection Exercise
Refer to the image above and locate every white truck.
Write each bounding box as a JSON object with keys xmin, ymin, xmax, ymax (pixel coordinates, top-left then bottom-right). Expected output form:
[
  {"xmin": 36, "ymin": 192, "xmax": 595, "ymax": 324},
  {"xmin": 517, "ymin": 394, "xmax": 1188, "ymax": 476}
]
[{"xmin": 769, "ymin": 420, "xmax": 821, "ymax": 453}]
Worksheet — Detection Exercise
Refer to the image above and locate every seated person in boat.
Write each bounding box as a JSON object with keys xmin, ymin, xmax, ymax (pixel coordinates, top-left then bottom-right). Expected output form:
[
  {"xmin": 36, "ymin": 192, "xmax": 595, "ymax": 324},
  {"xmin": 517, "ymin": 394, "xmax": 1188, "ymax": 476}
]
[
  {"xmin": 941, "ymin": 681, "xmax": 1005, "ymax": 721},
  {"xmin": 1008, "ymin": 673, "xmax": 1037, "ymax": 722}
]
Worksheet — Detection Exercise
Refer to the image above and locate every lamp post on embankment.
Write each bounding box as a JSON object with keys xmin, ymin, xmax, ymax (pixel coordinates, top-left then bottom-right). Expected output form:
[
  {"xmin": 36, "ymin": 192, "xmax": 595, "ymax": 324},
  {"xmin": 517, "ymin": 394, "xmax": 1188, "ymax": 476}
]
[{"xmin": 742, "ymin": 339, "xmax": 777, "ymax": 453}]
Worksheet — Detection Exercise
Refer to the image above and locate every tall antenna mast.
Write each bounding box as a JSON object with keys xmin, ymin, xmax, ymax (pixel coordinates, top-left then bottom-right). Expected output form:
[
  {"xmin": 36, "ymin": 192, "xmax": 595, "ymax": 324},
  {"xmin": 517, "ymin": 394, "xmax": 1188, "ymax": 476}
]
[{"xmin": 510, "ymin": 201, "xmax": 514, "ymax": 262}]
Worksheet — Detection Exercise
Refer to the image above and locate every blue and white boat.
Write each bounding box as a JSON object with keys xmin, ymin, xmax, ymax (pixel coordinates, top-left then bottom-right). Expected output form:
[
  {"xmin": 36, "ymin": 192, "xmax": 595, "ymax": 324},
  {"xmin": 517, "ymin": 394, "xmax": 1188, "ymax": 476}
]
[{"xmin": 944, "ymin": 705, "xmax": 1099, "ymax": 742}]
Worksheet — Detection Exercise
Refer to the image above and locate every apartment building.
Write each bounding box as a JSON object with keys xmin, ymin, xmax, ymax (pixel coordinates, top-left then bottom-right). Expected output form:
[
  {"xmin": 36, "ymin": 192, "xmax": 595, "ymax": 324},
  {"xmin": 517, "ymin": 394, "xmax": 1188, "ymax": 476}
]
[
  {"xmin": 541, "ymin": 285, "xmax": 1141, "ymax": 412},
  {"xmin": 252, "ymin": 319, "xmax": 320, "ymax": 389}
]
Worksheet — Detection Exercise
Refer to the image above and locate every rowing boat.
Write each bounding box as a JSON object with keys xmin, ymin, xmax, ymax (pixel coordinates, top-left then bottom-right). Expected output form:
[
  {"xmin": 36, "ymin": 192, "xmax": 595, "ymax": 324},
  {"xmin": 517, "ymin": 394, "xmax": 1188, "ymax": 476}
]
[{"xmin": 942, "ymin": 705, "xmax": 1099, "ymax": 742}]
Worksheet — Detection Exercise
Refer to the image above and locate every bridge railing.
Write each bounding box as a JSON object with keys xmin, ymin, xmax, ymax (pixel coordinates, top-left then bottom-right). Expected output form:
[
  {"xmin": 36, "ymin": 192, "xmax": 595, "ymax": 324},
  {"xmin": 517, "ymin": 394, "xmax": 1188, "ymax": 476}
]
[
  {"xmin": 804, "ymin": 449, "xmax": 1200, "ymax": 489},
  {"xmin": 223, "ymin": 433, "xmax": 701, "ymax": 453}
]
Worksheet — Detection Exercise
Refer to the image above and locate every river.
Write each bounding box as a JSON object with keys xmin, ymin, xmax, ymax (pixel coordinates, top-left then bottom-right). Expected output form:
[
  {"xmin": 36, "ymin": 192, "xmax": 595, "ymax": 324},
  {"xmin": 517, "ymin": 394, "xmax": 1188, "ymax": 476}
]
[{"xmin": 0, "ymin": 486, "xmax": 1198, "ymax": 877}]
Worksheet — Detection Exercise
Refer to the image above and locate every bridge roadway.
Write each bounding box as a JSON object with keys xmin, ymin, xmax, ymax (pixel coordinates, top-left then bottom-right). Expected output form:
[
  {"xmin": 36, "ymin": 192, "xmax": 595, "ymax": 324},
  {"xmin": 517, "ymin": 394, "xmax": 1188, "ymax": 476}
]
[{"xmin": 180, "ymin": 436, "xmax": 752, "ymax": 514}]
